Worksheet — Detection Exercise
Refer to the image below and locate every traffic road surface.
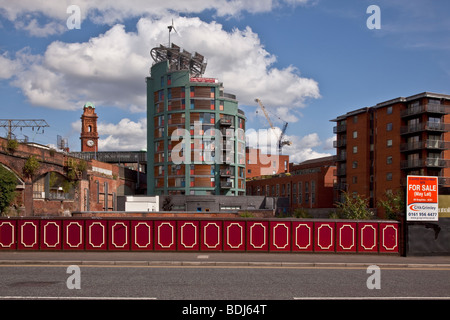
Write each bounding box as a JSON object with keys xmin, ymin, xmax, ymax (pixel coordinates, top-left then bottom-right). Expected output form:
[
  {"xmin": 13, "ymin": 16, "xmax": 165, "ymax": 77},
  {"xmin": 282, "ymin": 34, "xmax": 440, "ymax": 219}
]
[{"xmin": 1, "ymin": 263, "xmax": 449, "ymax": 300}]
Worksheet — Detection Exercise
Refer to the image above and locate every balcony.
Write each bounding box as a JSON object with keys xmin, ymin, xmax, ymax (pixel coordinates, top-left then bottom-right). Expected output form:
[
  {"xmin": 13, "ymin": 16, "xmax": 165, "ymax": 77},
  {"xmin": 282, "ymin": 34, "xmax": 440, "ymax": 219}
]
[
  {"xmin": 401, "ymin": 104, "xmax": 449, "ymax": 118},
  {"xmin": 400, "ymin": 122, "xmax": 450, "ymax": 135},
  {"xmin": 333, "ymin": 124, "xmax": 347, "ymax": 134},
  {"xmin": 439, "ymin": 177, "xmax": 450, "ymax": 186},
  {"xmin": 401, "ymin": 158, "xmax": 450, "ymax": 169},
  {"xmin": 220, "ymin": 181, "xmax": 232, "ymax": 188},
  {"xmin": 400, "ymin": 141, "xmax": 424, "ymax": 152},
  {"xmin": 219, "ymin": 117, "xmax": 233, "ymax": 126},
  {"xmin": 219, "ymin": 167, "xmax": 232, "ymax": 177},
  {"xmin": 400, "ymin": 140, "xmax": 448, "ymax": 152},
  {"xmin": 333, "ymin": 139, "xmax": 347, "ymax": 148},
  {"xmin": 425, "ymin": 139, "xmax": 448, "ymax": 149},
  {"xmin": 336, "ymin": 153, "xmax": 347, "ymax": 161},
  {"xmin": 336, "ymin": 167, "xmax": 346, "ymax": 176}
]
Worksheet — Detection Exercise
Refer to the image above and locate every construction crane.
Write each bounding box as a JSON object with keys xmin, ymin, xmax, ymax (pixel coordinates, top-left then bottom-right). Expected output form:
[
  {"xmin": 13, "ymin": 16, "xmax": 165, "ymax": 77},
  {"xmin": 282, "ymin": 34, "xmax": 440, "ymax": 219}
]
[{"xmin": 254, "ymin": 98, "xmax": 292, "ymax": 154}]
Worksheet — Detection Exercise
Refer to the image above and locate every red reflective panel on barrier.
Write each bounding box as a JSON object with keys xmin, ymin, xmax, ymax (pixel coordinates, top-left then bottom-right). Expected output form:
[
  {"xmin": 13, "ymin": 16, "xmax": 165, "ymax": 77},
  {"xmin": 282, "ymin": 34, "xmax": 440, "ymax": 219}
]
[
  {"xmin": 379, "ymin": 223, "xmax": 398, "ymax": 253},
  {"xmin": 314, "ymin": 222, "xmax": 335, "ymax": 252},
  {"xmin": 85, "ymin": 220, "xmax": 107, "ymax": 250},
  {"xmin": 270, "ymin": 221, "xmax": 291, "ymax": 252},
  {"xmin": 154, "ymin": 221, "xmax": 176, "ymax": 251},
  {"xmin": 131, "ymin": 220, "xmax": 153, "ymax": 250},
  {"xmin": 200, "ymin": 220, "xmax": 222, "ymax": 251},
  {"xmin": 18, "ymin": 220, "xmax": 39, "ymax": 250},
  {"xmin": 40, "ymin": 220, "xmax": 62, "ymax": 250},
  {"xmin": 336, "ymin": 222, "xmax": 356, "ymax": 252},
  {"xmin": 178, "ymin": 220, "xmax": 199, "ymax": 251},
  {"xmin": 0, "ymin": 220, "xmax": 16, "ymax": 250},
  {"xmin": 108, "ymin": 220, "xmax": 130, "ymax": 251},
  {"xmin": 247, "ymin": 221, "xmax": 268, "ymax": 251},
  {"xmin": 63, "ymin": 220, "xmax": 84, "ymax": 250},
  {"xmin": 292, "ymin": 221, "xmax": 313, "ymax": 252},
  {"xmin": 223, "ymin": 221, "xmax": 245, "ymax": 251},
  {"xmin": 358, "ymin": 222, "xmax": 378, "ymax": 252}
]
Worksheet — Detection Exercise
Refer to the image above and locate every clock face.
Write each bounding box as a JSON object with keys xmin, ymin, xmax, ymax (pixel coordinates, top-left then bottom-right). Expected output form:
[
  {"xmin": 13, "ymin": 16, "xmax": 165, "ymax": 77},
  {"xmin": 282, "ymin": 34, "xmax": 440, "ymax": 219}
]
[{"xmin": 86, "ymin": 140, "xmax": 94, "ymax": 147}]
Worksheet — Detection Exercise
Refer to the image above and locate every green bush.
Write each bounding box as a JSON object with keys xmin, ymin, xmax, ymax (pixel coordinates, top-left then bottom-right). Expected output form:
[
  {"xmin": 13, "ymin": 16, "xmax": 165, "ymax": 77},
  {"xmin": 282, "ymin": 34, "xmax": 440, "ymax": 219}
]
[
  {"xmin": 336, "ymin": 192, "xmax": 373, "ymax": 220},
  {"xmin": 0, "ymin": 165, "xmax": 17, "ymax": 213}
]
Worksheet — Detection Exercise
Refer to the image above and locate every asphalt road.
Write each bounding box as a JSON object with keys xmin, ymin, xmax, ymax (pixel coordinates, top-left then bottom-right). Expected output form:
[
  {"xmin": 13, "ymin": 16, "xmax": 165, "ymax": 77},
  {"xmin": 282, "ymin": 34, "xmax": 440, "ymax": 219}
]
[{"xmin": 1, "ymin": 263, "xmax": 449, "ymax": 300}]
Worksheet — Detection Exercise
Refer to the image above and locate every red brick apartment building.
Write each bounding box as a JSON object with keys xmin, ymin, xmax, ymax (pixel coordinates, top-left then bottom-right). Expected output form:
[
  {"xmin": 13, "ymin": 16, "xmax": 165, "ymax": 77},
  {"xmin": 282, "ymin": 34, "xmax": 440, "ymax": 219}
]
[
  {"xmin": 246, "ymin": 147, "xmax": 290, "ymax": 178},
  {"xmin": 246, "ymin": 156, "xmax": 336, "ymax": 211},
  {"xmin": 331, "ymin": 92, "xmax": 450, "ymax": 215}
]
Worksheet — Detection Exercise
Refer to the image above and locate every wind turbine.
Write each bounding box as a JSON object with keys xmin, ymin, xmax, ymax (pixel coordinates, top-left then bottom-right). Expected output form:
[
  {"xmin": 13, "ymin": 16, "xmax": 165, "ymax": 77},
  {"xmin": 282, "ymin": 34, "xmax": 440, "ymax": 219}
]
[{"xmin": 167, "ymin": 19, "xmax": 178, "ymax": 46}]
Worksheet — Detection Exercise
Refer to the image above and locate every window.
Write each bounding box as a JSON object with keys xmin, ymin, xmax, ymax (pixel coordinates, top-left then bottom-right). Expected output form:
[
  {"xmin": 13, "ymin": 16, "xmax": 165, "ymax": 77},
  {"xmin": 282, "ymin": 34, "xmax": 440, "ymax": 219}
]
[
  {"xmin": 352, "ymin": 161, "xmax": 358, "ymax": 169},
  {"xmin": 386, "ymin": 172, "xmax": 393, "ymax": 181},
  {"xmin": 387, "ymin": 139, "xmax": 393, "ymax": 147},
  {"xmin": 353, "ymin": 131, "xmax": 357, "ymax": 139},
  {"xmin": 298, "ymin": 182, "xmax": 302, "ymax": 204},
  {"xmin": 352, "ymin": 176, "xmax": 357, "ymax": 184},
  {"xmin": 353, "ymin": 115, "xmax": 358, "ymax": 123},
  {"xmin": 387, "ymin": 106, "xmax": 393, "ymax": 114},
  {"xmin": 386, "ymin": 123, "xmax": 393, "ymax": 131},
  {"xmin": 387, "ymin": 156, "xmax": 393, "ymax": 164},
  {"xmin": 353, "ymin": 146, "xmax": 358, "ymax": 154}
]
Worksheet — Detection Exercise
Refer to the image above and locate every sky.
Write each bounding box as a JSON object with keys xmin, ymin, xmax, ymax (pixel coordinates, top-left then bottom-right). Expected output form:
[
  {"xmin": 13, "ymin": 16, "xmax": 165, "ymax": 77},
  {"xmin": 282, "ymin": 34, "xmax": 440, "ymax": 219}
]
[{"xmin": 0, "ymin": 0, "xmax": 449, "ymax": 163}]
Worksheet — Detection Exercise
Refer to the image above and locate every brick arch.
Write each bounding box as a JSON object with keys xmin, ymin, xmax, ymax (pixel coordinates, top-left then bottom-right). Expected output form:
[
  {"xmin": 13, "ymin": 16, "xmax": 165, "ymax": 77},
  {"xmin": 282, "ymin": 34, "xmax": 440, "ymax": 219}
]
[{"xmin": 0, "ymin": 162, "xmax": 25, "ymax": 186}]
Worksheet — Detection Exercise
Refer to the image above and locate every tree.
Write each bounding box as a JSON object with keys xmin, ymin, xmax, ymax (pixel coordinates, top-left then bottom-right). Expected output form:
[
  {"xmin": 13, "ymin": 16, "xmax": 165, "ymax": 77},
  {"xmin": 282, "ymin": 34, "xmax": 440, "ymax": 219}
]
[
  {"xmin": 23, "ymin": 155, "xmax": 40, "ymax": 178},
  {"xmin": 0, "ymin": 165, "xmax": 17, "ymax": 214},
  {"xmin": 336, "ymin": 192, "xmax": 373, "ymax": 220},
  {"xmin": 377, "ymin": 189, "xmax": 404, "ymax": 220},
  {"xmin": 162, "ymin": 195, "xmax": 173, "ymax": 211}
]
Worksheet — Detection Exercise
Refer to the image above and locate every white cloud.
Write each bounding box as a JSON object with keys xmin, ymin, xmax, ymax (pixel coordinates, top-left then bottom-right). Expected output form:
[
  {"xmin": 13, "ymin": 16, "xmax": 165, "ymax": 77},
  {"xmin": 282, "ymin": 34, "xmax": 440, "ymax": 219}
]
[
  {"xmin": 0, "ymin": 0, "xmax": 312, "ymax": 30},
  {"xmin": 0, "ymin": 53, "xmax": 21, "ymax": 79},
  {"xmin": 246, "ymin": 128, "xmax": 331, "ymax": 163},
  {"xmin": 71, "ymin": 117, "xmax": 147, "ymax": 151},
  {"xmin": 97, "ymin": 118, "xmax": 147, "ymax": 151},
  {"xmin": 14, "ymin": 18, "xmax": 66, "ymax": 37},
  {"xmin": 9, "ymin": 15, "xmax": 319, "ymax": 114}
]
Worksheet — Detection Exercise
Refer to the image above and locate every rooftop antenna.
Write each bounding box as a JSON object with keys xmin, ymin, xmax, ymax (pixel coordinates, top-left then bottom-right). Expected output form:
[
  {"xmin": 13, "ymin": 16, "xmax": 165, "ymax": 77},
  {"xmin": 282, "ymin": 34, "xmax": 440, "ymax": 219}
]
[{"xmin": 167, "ymin": 19, "xmax": 178, "ymax": 46}]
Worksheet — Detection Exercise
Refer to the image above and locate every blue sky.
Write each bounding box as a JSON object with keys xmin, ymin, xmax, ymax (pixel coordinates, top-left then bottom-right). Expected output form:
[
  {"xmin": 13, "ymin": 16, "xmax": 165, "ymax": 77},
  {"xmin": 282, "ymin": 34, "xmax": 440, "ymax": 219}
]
[{"xmin": 0, "ymin": 0, "xmax": 449, "ymax": 163}]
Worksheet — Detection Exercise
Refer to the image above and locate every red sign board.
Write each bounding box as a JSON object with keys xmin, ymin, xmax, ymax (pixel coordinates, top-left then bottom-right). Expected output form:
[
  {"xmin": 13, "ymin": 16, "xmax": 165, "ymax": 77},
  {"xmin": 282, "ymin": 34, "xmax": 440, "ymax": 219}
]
[
  {"xmin": 190, "ymin": 77, "xmax": 217, "ymax": 83},
  {"xmin": 407, "ymin": 175, "xmax": 439, "ymax": 221}
]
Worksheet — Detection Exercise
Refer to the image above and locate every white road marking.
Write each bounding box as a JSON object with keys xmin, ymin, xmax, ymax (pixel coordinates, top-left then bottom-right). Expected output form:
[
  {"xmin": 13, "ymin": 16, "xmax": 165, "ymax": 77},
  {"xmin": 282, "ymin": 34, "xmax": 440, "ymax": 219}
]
[
  {"xmin": 293, "ymin": 296, "xmax": 450, "ymax": 300},
  {"xmin": 0, "ymin": 296, "xmax": 157, "ymax": 300}
]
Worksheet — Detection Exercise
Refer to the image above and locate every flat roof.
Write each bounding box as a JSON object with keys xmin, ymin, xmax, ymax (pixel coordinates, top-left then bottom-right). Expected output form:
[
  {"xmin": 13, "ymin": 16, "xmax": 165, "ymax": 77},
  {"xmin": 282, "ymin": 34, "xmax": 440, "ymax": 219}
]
[{"xmin": 330, "ymin": 92, "xmax": 450, "ymax": 121}]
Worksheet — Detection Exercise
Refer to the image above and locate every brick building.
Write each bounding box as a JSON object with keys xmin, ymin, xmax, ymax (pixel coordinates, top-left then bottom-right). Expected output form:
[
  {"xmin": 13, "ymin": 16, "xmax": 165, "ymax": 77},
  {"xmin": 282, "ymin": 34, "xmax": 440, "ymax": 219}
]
[
  {"xmin": 331, "ymin": 92, "xmax": 450, "ymax": 215},
  {"xmin": 245, "ymin": 147, "xmax": 289, "ymax": 178},
  {"xmin": 246, "ymin": 156, "xmax": 336, "ymax": 212},
  {"xmin": 0, "ymin": 136, "xmax": 144, "ymax": 216}
]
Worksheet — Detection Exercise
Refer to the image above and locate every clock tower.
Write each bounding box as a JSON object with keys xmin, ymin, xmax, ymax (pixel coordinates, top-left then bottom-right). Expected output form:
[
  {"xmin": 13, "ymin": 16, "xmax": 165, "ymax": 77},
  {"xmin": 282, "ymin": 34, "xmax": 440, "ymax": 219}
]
[{"xmin": 80, "ymin": 102, "xmax": 99, "ymax": 152}]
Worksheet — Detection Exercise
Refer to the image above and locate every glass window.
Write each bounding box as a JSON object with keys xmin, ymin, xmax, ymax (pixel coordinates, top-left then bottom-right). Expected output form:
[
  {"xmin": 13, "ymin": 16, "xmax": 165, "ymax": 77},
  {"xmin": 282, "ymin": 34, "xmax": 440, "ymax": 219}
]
[
  {"xmin": 387, "ymin": 106, "xmax": 393, "ymax": 114},
  {"xmin": 387, "ymin": 123, "xmax": 393, "ymax": 131}
]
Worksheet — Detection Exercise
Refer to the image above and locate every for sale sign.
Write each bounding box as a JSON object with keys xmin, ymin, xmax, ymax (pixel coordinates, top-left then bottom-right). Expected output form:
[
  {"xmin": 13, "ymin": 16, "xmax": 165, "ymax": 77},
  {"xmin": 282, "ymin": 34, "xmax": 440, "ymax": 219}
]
[{"xmin": 407, "ymin": 175, "xmax": 439, "ymax": 221}]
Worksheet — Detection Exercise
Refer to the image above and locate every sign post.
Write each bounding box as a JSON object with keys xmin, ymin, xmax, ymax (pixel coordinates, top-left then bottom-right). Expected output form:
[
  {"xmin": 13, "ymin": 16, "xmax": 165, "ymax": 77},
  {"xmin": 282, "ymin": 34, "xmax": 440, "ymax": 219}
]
[{"xmin": 406, "ymin": 175, "xmax": 439, "ymax": 221}]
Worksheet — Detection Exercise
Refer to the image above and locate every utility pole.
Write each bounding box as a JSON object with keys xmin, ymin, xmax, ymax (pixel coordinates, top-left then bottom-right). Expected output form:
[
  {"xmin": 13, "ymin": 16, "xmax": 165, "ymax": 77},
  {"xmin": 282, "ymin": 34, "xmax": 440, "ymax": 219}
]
[{"xmin": 0, "ymin": 119, "xmax": 49, "ymax": 140}]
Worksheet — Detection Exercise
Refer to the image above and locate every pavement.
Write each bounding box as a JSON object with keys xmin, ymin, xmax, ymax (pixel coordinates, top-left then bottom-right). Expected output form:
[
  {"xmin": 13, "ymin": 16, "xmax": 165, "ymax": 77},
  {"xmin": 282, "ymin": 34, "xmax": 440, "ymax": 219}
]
[{"xmin": 1, "ymin": 251, "xmax": 450, "ymax": 268}]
